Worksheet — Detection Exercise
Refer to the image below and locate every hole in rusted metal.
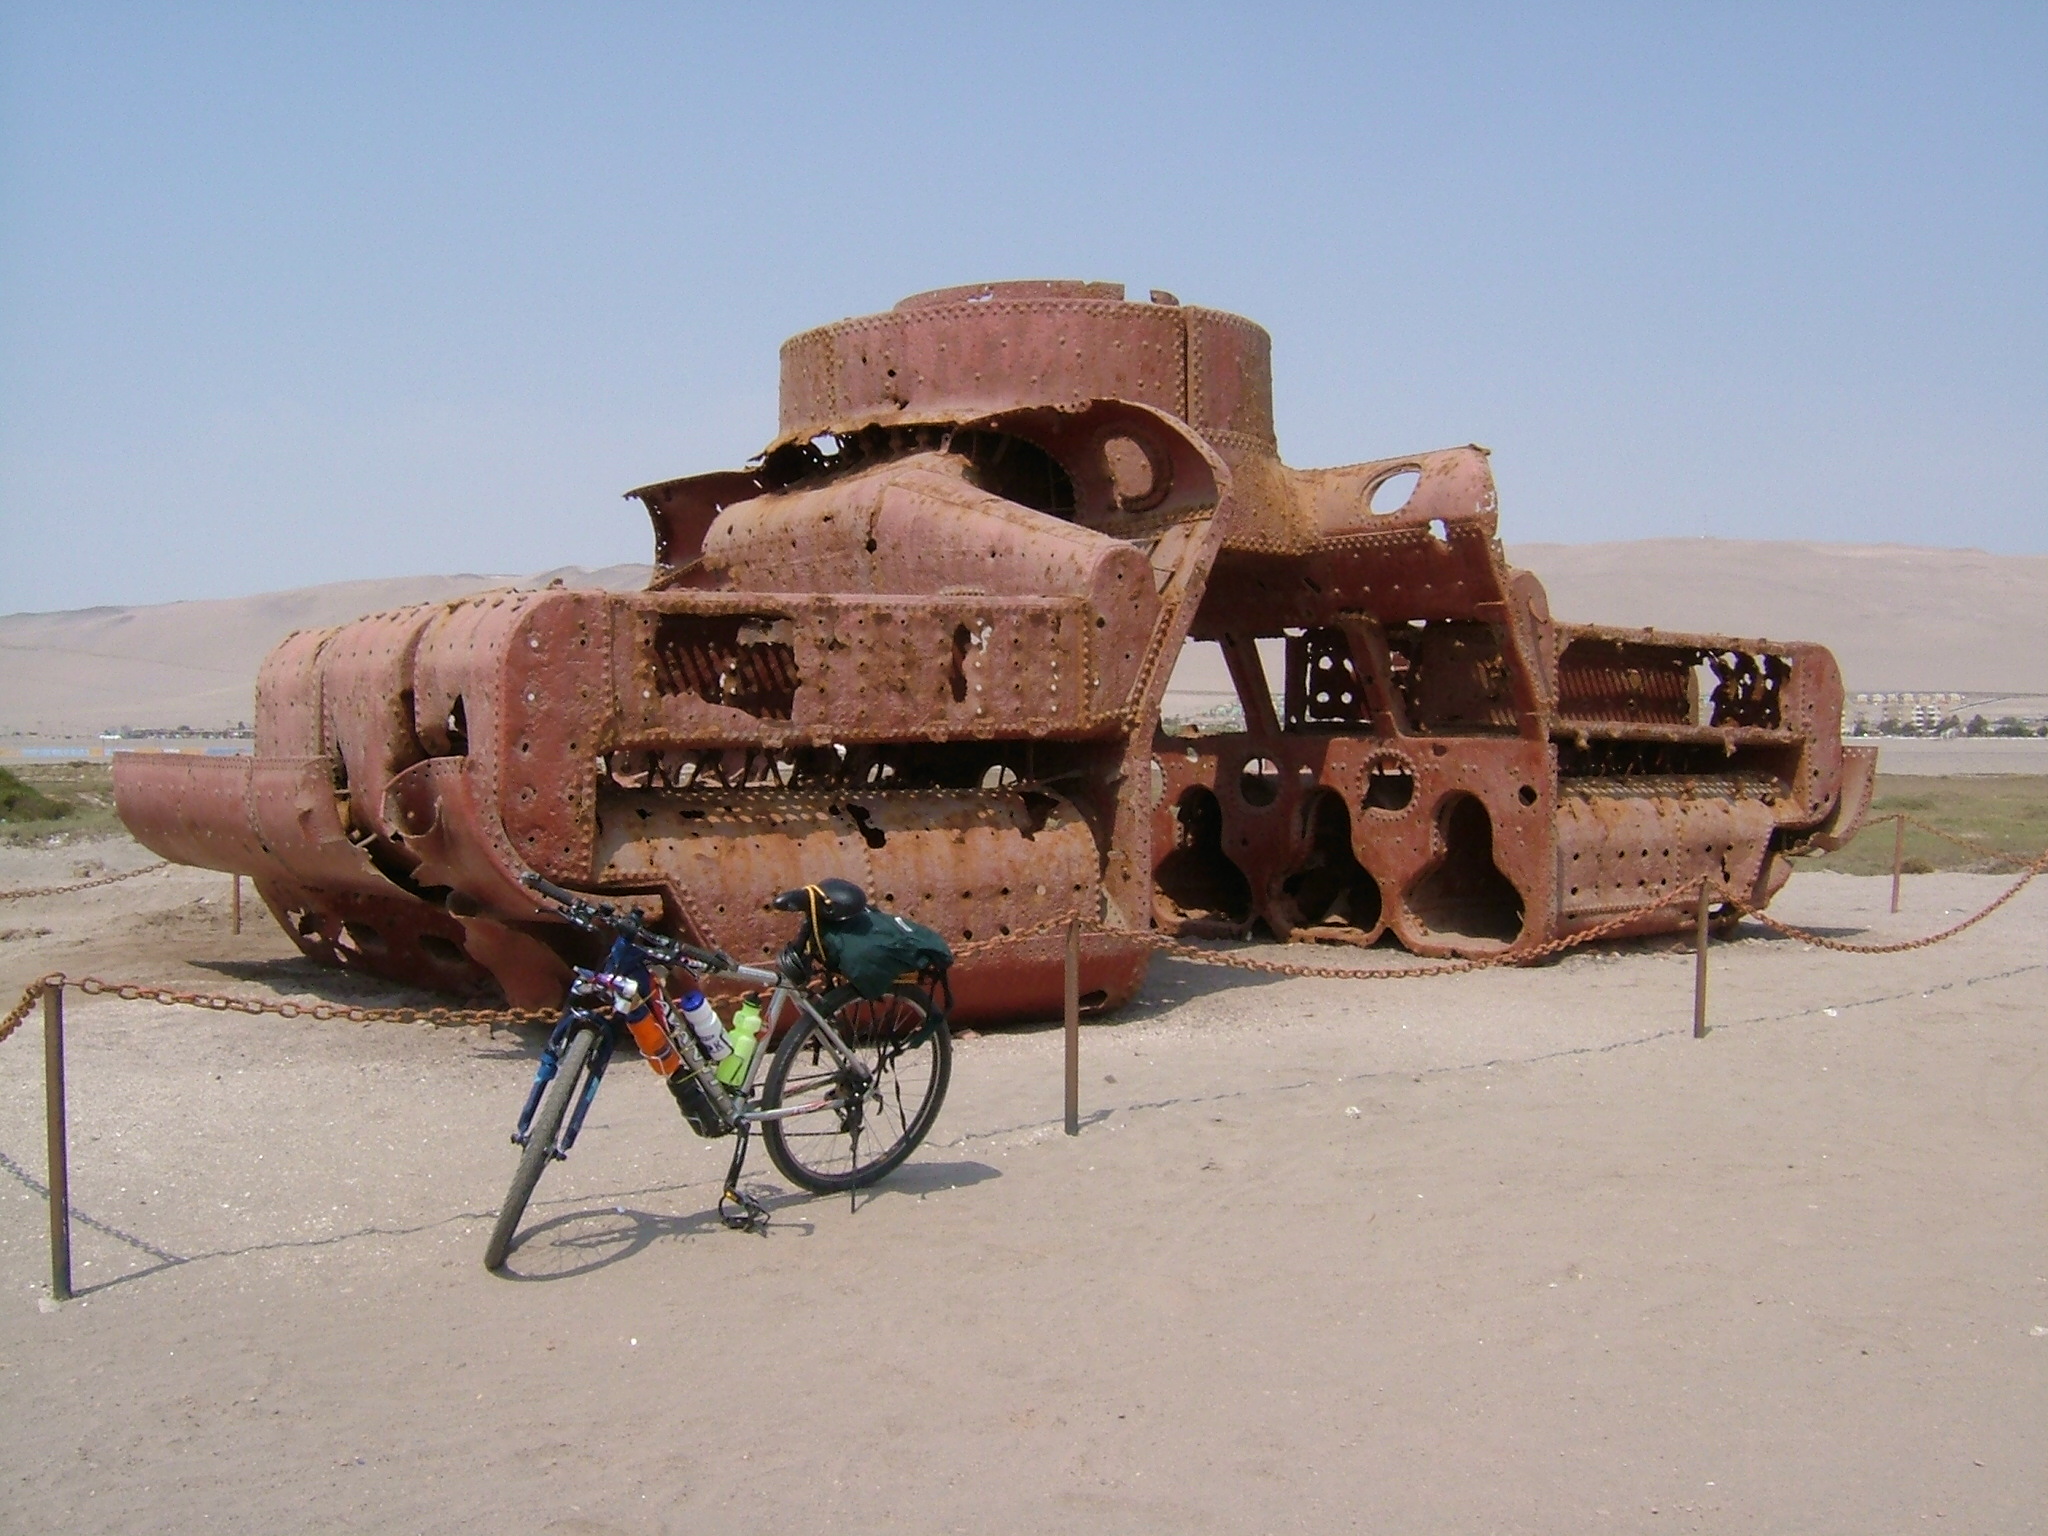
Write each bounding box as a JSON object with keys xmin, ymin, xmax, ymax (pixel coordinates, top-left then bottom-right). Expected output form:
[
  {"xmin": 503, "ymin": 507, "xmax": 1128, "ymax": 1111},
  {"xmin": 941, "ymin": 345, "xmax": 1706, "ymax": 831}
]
[
  {"xmin": 1407, "ymin": 794, "xmax": 1523, "ymax": 945},
  {"xmin": 418, "ymin": 933, "xmax": 467, "ymax": 965},
  {"xmin": 1155, "ymin": 786, "xmax": 1251, "ymax": 925},
  {"xmin": 1019, "ymin": 792, "xmax": 1057, "ymax": 839},
  {"xmin": 1706, "ymin": 649, "xmax": 1789, "ymax": 729},
  {"xmin": 444, "ymin": 696, "xmax": 469, "ymax": 757},
  {"xmin": 339, "ymin": 920, "xmax": 387, "ymax": 958},
  {"xmin": 1368, "ymin": 468, "xmax": 1419, "ymax": 513},
  {"xmin": 1281, "ymin": 789, "xmax": 1381, "ymax": 933},
  {"xmin": 1285, "ymin": 627, "xmax": 1364, "ymax": 728},
  {"xmin": 1239, "ymin": 757, "xmax": 1281, "ymax": 808},
  {"xmin": 841, "ymin": 802, "xmax": 887, "ymax": 849},
  {"xmin": 1364, "ymin": 760, "xmax": 1415, "ymax": 812},
  {"xmin": 950, "ymin": 624, "xmax": 971, "ymax": 703},
  {"xmin": 649, "ymin": 613, "xmax": 798, "ymax": 719},
  {"xmin": 1518, "ymin": 784, "xmax": 1538, "ymax": 806}
]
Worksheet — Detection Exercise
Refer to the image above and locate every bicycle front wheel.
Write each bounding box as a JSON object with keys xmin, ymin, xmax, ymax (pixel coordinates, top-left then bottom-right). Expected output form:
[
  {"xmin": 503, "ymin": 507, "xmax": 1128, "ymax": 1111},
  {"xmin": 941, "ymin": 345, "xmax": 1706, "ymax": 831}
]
[
  {"xmin": 484, "ymin": 1026, "xmax": 596, "ymax": 1270},
  {"xmin": 761, "ymin": 987, "xmax": 951, "ymax": 1194}
]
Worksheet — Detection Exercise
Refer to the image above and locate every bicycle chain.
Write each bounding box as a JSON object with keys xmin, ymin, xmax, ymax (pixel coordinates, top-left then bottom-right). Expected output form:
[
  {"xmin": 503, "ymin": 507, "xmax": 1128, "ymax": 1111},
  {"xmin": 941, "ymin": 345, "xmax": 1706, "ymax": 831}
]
[{"xmin": 0, "ymin": 863, "xmax": 168, "ymax": 902}]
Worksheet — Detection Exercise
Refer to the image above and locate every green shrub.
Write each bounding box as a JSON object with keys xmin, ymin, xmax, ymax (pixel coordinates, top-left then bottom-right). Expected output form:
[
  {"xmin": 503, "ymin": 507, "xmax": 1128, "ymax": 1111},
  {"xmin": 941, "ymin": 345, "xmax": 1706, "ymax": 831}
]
[{"xmin": 0, "ymin": 766, "xmax": 72, "ymax": 824}]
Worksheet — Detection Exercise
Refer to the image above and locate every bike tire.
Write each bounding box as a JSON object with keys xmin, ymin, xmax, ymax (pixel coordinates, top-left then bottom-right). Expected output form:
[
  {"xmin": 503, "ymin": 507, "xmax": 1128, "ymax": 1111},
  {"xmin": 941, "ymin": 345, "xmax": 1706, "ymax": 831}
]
[
  {"xmin": 761, "ymin": 987, "xmax": 951, "ymax": 1195},
  {"xmin": 484, "ymin": 1026, "xmax": 596, "ymax": 1270}
]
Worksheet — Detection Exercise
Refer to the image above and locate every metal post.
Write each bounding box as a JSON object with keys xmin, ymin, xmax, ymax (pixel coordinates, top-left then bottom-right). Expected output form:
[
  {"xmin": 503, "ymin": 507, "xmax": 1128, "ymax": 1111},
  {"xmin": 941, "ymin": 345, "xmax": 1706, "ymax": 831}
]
[
  {"xmin": 1890, "ymin": 814, "xmax": 1905, "ymax": 914},
  {"xmin": 232, "ymin": 872, "xmax": 242, "ymax": 934},
  {"xmin": 44, "ymin": 982, "xmax": 71, "ymax": 1302},
  {"xmin": 1063, "ymin": 918, "xmax": 1080, "ymax": 1136},
  {"xmin": 1693, "ymin": 883, "xmax": 1711, "ymax": 1039}
]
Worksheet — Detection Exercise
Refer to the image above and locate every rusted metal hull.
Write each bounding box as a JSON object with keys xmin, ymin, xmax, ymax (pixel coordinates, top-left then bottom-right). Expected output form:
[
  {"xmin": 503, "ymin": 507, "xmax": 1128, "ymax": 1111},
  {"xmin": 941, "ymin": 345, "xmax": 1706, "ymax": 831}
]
[{"xmin": 115, "ymin": 281, "xmax": 1870, "ymax": 1017}]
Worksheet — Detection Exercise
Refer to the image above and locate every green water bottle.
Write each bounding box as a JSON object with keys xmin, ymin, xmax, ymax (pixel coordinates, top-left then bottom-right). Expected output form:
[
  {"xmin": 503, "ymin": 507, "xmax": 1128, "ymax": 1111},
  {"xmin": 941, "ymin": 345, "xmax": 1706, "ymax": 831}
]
[{"xmin": 716, "ymin": 996, "xmax": 764, "ymax": 1088}]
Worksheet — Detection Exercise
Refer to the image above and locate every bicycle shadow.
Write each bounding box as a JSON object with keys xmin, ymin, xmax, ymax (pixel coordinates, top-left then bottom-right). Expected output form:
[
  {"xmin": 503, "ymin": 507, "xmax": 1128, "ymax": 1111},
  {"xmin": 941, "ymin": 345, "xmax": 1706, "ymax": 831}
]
[
  {"xmin": 868, "ymin": 1158, "xmax": 1000, "ymax": 1196},
  {"xmin": 493, "ymin": 1159, "xmax": 1001, "ymax": 1280},
  {"xmin": 493, "ymin": 1203, "xmax": 784, "ymax": 1279}
]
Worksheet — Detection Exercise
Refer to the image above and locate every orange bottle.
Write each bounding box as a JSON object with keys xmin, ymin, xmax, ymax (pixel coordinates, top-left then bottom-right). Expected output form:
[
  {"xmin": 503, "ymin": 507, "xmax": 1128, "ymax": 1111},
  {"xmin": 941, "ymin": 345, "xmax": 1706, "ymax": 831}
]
[{"xmin": 627, "ymin": 993, "xmax": 683, "ymax": 1077}]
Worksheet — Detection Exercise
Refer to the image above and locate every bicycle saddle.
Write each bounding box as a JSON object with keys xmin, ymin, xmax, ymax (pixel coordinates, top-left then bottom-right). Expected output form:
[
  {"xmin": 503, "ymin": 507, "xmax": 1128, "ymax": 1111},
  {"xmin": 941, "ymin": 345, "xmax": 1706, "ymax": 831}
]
[{"xmin": 771, "ymin": 878, "xmax": 868, "ymax": 924}]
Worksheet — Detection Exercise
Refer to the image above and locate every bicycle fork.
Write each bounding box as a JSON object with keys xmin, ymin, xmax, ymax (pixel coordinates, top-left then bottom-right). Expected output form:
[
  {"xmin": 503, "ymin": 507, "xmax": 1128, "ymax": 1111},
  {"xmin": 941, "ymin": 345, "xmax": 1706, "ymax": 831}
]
[{"xmin": 512, "ymin": 1019, "xmax": 615, "ymax": 1159}]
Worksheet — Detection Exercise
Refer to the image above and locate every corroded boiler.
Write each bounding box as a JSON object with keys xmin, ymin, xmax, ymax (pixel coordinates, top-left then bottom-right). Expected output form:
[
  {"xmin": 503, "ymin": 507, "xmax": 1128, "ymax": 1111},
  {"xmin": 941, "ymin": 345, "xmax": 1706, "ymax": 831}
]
[{"xmin": 114, "ymin": 281, "xmax": 1873, "ymax": 1019}]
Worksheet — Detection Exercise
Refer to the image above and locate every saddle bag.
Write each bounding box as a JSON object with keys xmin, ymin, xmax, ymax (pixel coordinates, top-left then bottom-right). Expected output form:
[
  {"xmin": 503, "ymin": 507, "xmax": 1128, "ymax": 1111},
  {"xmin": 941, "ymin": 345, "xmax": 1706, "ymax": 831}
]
[{"xmin": 821, "ymin": 908, "xmax": 955, "ymax": 1003}]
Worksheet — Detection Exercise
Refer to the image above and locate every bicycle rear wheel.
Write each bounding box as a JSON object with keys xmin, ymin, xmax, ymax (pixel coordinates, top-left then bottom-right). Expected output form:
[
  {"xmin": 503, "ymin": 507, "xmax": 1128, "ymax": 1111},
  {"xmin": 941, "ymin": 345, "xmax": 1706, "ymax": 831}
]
[
  {"xmin": 761, "ymin": 987, "xmax": 951, "ymax": 1194},
  {"xmin": 485, "ymin": 1026, "xmax": 596, "ymax": 1270}
]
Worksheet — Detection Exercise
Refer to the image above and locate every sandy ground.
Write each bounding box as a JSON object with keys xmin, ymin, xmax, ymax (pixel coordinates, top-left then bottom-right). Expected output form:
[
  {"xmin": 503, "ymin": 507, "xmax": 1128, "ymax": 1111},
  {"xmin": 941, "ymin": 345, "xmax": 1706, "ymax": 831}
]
[
  {"xmin": 1863, "ymin": 737, "xmax": 2048, "ymax": 776},
  {"xmin": 1, "ymin": 836, "xmax": 2045, "ymax": 1534}
]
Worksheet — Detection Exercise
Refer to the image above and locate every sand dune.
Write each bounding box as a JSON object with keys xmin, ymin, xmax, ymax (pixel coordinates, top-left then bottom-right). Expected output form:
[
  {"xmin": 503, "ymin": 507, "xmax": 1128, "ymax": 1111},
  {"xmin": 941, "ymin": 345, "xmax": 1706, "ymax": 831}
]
[
  {"xmin": 3, "ymin": 542, "xmax": 2043, "ymax": 735},
  {"xmin": 1510, "ymin": 539, "xmax": 2048, "ymax": 693},
  {"xmin": 0, "ymin": 566, "xmax": 647, "ymax": 735}
]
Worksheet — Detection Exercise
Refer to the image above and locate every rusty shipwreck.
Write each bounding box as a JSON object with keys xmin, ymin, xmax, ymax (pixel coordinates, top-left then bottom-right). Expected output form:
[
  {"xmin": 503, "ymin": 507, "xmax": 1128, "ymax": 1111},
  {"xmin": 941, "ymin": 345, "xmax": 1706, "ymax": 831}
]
[{"xmin": 113, "ymin": 281, "xmax": 1876, "ymax": 1022}]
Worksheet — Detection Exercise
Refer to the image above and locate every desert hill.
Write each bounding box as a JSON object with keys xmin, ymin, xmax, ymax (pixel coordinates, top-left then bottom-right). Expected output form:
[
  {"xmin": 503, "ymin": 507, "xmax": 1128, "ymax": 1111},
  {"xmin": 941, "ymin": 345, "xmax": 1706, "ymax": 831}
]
[
  {"xmin": 1509, "ymin": 540, "xmax": 2048, "ymax": 694},
  {"xmin": 1, "ymin": 543, "xmax": 2042, "ymax": 736},
  {"xmin": 0, "ymin": 566, "xmax": 648, "ymax": 736}
]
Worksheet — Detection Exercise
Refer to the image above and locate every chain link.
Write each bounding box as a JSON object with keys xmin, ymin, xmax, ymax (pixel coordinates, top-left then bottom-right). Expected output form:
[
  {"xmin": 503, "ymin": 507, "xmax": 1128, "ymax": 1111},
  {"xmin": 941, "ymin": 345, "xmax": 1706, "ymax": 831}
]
[
  {"xmin": 1897, "ymin": 813, "xmax": 2040, "ymax": 871},
  {"xmin": 5, "ymin": 829, "xmax": 2043, "ymax": 1040},
  {"xmin": 1155, "ymin": 878, "xmax": 1719, "ymax": 979},
  {"xmin": 1722, "ymin": 845, "xmax": 2047, "ymax": 955},
  {"xmin": 0, "ymin": 973, "xmax": 57, "ymax": 1046},
  {"xmin": 0, "ymin": 971, "xmax": 555, "ymax": 1043},
  {"xmin": 0, "ymin": 862, "xmax": 167, "ymax": 903},
  {"xmin": 952, "ymin": 878, "xmax": 1719, "ymax": 981}
]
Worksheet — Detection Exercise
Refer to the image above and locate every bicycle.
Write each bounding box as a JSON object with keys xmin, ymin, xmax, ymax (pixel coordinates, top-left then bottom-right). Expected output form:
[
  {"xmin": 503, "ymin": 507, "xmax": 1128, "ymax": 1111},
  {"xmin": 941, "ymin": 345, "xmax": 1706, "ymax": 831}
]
[{"xmin": 483, "ymin": 874, "xmax": 952, "ymax": 1270}]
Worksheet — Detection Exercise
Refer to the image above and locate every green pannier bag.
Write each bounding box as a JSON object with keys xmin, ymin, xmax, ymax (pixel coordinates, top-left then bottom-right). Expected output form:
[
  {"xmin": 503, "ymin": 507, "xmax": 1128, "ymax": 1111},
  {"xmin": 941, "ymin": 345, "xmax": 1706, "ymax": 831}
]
[{"xmin": 821, "ymin": 908, "xmax": 955, "ymax": 1002}]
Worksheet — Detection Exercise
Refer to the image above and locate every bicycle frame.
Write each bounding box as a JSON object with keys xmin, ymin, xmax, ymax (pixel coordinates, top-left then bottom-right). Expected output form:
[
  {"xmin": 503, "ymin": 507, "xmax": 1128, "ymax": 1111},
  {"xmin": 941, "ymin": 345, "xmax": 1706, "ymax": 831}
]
[
  {"xmin": 489, "ymin": 873, "xmax": 951, "ymax": 1264},
  {"xmin": 511, "ymin": 946, "xmax": 877, "ymax": 1161}
]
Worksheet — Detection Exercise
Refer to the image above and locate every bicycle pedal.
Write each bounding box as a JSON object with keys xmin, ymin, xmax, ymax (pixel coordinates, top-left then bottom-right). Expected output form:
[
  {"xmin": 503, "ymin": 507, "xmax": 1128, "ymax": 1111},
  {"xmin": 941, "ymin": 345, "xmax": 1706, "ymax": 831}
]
[{"xmin": 719, "ymin": 1187, "xmax": 771, "ymax": 1233}]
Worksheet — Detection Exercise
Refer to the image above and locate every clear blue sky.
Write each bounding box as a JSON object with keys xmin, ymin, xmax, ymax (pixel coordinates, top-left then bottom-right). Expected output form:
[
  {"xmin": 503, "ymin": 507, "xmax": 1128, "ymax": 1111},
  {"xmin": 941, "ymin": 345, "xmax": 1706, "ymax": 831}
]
[{"xmin": 2, "ymin": 3, "xmax": 2042, "ymax": 613}]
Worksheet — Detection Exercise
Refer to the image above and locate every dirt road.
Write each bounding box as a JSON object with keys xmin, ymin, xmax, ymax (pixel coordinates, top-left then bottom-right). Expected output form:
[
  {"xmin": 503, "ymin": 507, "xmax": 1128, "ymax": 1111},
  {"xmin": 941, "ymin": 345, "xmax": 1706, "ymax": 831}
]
[{"xmin": 1, "ymin": 839, "xmax": 2044, "ymax": 1532}]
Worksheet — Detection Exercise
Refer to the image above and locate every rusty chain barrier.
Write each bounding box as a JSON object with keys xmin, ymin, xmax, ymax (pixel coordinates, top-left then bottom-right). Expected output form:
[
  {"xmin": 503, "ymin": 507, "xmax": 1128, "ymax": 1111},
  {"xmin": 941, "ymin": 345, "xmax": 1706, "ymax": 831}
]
[
  {"xmin": 5, "ymin": 830, "xmax": 2045, "ymax": 1045},
  {"xmin": 0, "ymin": 973, "xmax": 554, "ymax": 1049},
  {"xmin": 0, "ymin": 975, "xmax": 55, "ymax": 1048},
  {"xmin": 7, "ymin": 803, "xmax": 2036, "ymax": 1309},
  {"xmin": 966, "ymin": 875, "xmax": 1723, "ymax": 982},
  {"xmin": 1723, "ymin": 845, "xmax": 2048, "ymax": 955},
  {"xmin": 3, "ymin": 821, "xmax": 2041, "ymax": 1304},
  {"xmin": 0, "ymin": 862, "xmax": 167, "ymax": 903},
  {"xmin": 1897, "ymin": 813, "xmax": 2040, "ymax": 872}
]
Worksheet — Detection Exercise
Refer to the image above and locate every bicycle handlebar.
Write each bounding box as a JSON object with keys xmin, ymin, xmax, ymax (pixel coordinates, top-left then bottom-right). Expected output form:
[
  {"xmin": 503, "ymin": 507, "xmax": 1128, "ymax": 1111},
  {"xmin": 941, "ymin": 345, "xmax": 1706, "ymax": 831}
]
[{"xmin": 521, "ymin": 873, "xmax": 730, "ymax": 973}]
